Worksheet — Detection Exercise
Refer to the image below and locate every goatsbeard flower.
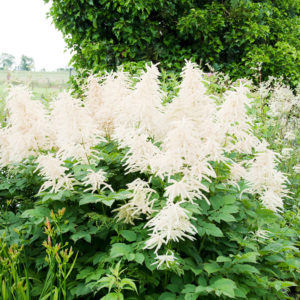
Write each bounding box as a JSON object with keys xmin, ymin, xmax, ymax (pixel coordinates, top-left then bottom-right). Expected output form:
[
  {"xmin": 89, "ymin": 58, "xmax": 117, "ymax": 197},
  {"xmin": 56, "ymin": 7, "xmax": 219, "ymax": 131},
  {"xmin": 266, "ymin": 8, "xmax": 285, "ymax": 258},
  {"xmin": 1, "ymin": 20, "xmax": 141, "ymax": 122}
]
[
  {"xmin": 114, "ymin": 178, "xmax": 155, "ymax": 224},
  {"xmin": 244, "ymin": 143, "xmax": 289, "ymax": 212},
  {"xmin": 293, "ymin": 164, "xmax": 300, "ymax": 174},
  {"xmin": 50, "ymin": 92, "xmax": 105, "ymax": 163},
  {"xmin": 35, "ymin": 154, "xmax": 75, "ymax": 193},
  {"xmin": 144, "ymin": 201, "xmax": 197, "ymax": 253},
  {"xmin": 82, "ymin": 169, "xmax": 113, "ymax": 193},
  {"xmin": 0, "ymin": 86, "xmax": 52, "ymax": 166},
  {"xmin": 152, "ymin": 250, "xmax": 178, "ymax": 269}
]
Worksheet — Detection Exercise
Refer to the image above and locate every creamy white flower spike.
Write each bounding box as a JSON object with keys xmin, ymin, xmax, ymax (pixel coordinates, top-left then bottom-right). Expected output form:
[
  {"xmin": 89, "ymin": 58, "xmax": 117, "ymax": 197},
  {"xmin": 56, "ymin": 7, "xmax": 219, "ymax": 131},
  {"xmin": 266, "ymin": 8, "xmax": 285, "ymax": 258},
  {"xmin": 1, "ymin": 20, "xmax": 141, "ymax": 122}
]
[
  {"xmin": 245, "ymin": 144, "xmax": 289, "ymax": 212},
  {"xmin": 293, "ymin": 164, "xmax": 300, "ymax": 174},
  {"xmin": 144, "ymin": 201, "xmax": 197, "ymax": 253},
  {"xmin": 82, "ymin": 169, "xmax": 113, "ymax": 193},
  {"xmin": 85, "ymin": 71, "xmax": 131, "ymax": 137},
  {"xmin": 36, "ymin": 154, "xmax": 75, "ymax": 193},
  {"xmin": 114, "ymin": 178, "xmax": 155, "ymax": 224},
  {"xmin": 152, "ymin": 250, "xmax": 178, "ymax": 269},
  {"xmin": 51, "ymin": 92, "xmax": 105, "ymax": 163},
  {"xmin": 0, "ymin": 86, "xmax": 51, "ymax": 165},
  {"xmin": 218, "ymin": 85, "xmax": 259, "ymax": 153}
]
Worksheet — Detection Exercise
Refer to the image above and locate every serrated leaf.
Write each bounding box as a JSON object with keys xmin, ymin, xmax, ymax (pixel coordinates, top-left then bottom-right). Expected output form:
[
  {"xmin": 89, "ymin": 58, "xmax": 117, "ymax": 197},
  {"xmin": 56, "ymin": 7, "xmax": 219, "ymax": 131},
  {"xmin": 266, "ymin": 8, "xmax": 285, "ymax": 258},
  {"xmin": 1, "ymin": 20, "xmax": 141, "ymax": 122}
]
[
  {"xmin": 182, "ymin": 284, "xmax": 196, "ymax": 294},
  {"xmin": 21, "ymin": 206, "xmax": 50, "ymax": 219},
  {"xmin": 204, "ymin": 262, "xmax": 221, "ymax": 274},
  {"xmin": 21, "ymin": 206, "xmax": 50, "ymax": 224},
  {"xmin": 120, "ymin": 278, "xmax": 137, "ymax": 292},
  {"xmin": 200, "ymin": 222, "xmax": 223, "ymax": 237},
  {"xmin": 211, "ymin": 278, "xmax": 237, "ymax": 298},
  {"xmin": 216, "ymin": 256, "xmax": 231, "ymax": 263},
  {"xmin": 71, "ymin": 231, "xmax": 91, "ymax": 243},
  {"xmin": 235, "ymin": 252, "xmax": 259, "ymax": 264},
  {"xmin": 159, "ymin": 292, "xmax": 177, "ymax": 300},
  {"xmin": 120, "ymin": 230, "xmax": 137, "ymax": 242},
  {"xmin": 110, "ymin": 243, "xmax": 132, "ymax": 258},
  {"xmin": 134, "ymin": 253, "xmax": 145, "ymax": 264},
  {"xmin": 232, "ymin": 264, "xmax": 260, "ymax": 274},
  {"xmin": 101, "ymin": 292, "xmax": 124, "ymax": 300},
  {"xmin": 79, "ymin": 193, "xmax": 114, "ymax": 206}
]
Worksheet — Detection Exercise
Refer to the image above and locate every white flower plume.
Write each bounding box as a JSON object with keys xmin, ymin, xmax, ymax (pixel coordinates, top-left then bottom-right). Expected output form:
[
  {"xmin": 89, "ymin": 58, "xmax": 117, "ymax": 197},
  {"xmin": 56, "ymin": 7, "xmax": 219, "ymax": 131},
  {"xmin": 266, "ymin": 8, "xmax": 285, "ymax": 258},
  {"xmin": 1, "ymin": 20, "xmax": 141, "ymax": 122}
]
[
  {"xmin": 0, "ymin": 86, "xmax": 51, "ymax": 166},
  {"xmin": 82, "ymin": 169, "xmax": 113, "ymax": 193},
  {"xmin": 144, "ymin": 202, "xmax": 197, "ymax": 253},
  {"xmin": 35, "ymin": 154, "xmax": 75, "ymax": 193},
  {"xmin": 114, "ymin": 178, "xmax": 155, "ymax": 224}
]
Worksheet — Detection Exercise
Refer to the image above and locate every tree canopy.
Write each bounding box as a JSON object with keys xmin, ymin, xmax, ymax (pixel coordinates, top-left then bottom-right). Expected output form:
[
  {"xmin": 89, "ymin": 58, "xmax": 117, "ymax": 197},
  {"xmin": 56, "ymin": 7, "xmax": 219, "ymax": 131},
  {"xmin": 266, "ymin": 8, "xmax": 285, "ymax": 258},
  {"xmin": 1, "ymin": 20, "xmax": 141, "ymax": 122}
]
[
  {"xmin": 19, "ymin": 55, "xmax": 34, "ymax": 71},
  {"xmin": 45, "ymin": 0, "xmax": 299, "ymax": 84},
  {"xmin": 0, "ymin": 53, "xmax": 15, "ymax": 70}
]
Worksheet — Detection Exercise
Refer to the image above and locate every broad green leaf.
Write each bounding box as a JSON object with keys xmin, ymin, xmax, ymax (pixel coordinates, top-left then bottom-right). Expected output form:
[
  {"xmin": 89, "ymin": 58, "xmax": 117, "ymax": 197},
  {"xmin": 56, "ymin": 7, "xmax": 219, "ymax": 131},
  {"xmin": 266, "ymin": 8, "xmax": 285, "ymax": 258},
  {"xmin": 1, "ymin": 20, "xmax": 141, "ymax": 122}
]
[
  {"xmin": 21, "ymin": 206, "xmax": 50, "ymax": 219},
  {"xmin": 184, "ymin": 294, "xmax": 199, "ymax": 300},
  {"xmin": 79, "ymin": 193, "xmax": 114, "ymax": 206},
  {"xmin": 182, "ymin": 284, "xmax": 196, "ymax": 294},
  {"xmin": 216, "ymin": 256, "xmax": 231, "ymax": 263},
  {"xmin": 159, "ymin": 292, "xmax": 177, "ymax": 300},
  {"xmin": 232, "ymin": 264, "xmax": 260, "ymax": 274},
  {"xmin": 101, "ymin": 292, "xmax": 124, "ymax": 300},
  {"xmin": 234, "ymin": 252, "xmax": 259, "ymax": 264},
  {"xmin": 200, "ymin": 222, "xmax": 223, "ymax": 237},
  {"xmin": 76, "ymin": 267, "xmax": 94, "ymax": 280},
  {"xmin": 71, "ymin": 231, "xmax": 91, "ymax": 243},
  {"xmin": 134, "ymin": 253, "xmax": 145, "ymax": 264},
  {"xmin": 120, "ymin": 230, "xmax": 137, "ymax": 242},
  {"xmin": 211, "ymin": 278, "xmax": 237, "ymax": 298},
  {"xmin": 110, "ymin": 243, "xmax": 132, "ymax": 258},
  {"xmin": 204, "ymin": 262, "xmax": 221, "ymax": 274}
]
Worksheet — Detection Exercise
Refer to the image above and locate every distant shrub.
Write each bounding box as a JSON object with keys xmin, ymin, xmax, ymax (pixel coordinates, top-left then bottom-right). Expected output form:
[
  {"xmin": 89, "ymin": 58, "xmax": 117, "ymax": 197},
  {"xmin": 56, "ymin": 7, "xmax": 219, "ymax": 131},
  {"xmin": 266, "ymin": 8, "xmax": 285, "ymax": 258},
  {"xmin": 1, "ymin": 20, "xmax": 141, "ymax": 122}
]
[{"xmin": 45, "ymin": 0, "xmax": 299, "ymax": 85}]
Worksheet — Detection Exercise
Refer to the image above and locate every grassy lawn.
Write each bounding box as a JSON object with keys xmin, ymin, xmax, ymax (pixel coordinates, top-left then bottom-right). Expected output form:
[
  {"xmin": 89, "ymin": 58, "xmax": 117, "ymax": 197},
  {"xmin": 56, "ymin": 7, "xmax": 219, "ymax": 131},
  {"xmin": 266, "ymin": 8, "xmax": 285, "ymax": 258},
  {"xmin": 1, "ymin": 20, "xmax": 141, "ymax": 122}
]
[{"xmin": 0, "ymin": 70, "xmax": 70, "ymax": 101}]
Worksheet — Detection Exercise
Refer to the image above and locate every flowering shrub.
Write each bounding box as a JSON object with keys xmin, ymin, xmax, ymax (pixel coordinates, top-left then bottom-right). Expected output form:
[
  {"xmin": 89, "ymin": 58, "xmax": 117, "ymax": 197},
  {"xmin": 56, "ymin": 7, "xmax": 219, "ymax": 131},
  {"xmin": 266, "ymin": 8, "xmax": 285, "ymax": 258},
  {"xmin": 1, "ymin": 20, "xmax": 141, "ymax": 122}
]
[{"xmin": 0, "ymin": 62, "xmax": 299, "ymax": 299}]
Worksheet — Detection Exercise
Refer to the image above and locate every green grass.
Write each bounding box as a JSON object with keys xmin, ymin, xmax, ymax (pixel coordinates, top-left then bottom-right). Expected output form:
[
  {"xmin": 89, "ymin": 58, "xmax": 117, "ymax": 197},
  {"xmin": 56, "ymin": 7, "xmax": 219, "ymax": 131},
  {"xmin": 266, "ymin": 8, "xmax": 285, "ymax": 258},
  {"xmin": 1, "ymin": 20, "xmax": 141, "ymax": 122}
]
[{"xmin": 0, "ymin": 70, "xmax": 70, "ymax": 101}]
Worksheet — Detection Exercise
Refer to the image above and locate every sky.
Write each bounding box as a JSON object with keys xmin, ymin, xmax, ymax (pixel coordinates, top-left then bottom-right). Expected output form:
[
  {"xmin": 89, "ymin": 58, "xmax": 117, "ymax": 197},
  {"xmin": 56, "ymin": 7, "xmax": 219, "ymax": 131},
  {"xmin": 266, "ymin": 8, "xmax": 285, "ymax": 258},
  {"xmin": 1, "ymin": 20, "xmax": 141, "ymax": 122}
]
[{"xmin": 0, "ymin": 0, "xmax": 72, "ymax": 71}]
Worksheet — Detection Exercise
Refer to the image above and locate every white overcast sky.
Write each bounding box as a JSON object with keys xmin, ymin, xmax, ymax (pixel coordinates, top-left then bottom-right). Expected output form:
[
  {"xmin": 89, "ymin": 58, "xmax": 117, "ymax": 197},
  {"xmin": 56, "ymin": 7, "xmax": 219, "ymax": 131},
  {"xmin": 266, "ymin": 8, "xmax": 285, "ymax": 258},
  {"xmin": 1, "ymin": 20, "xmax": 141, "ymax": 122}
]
[{"xmin": 0, "ymin": 0, "xmax": 72, "ymax": 71}]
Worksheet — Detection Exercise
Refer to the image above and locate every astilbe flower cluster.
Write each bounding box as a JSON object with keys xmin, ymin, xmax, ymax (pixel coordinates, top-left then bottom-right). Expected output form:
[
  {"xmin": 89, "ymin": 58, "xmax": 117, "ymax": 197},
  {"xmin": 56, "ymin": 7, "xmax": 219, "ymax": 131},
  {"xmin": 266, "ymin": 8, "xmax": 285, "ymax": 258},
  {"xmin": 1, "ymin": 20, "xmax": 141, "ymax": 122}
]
[
  {"xmin": 0, "ymin": 62, "xmax": 291, "ymax": 267},
  {"xmin": 257, "ymin": 78, "xmax": 300, "ymax": 141}
]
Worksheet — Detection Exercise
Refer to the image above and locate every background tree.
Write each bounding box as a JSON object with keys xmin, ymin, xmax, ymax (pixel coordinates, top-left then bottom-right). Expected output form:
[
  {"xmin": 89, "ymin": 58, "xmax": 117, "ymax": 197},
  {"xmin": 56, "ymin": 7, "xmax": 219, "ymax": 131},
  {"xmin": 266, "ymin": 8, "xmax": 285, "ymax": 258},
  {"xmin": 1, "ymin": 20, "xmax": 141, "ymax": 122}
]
[
  {"xmin": 0, "ymin": 53, "xmax": 15, "ymax": 70},
  {"xmin": 44, "ymin": 0, "xmax": 299, "ymax": 85},
  {"xmin": 19, "ymin": 55, "xmax": 34, "ymax": 71}
]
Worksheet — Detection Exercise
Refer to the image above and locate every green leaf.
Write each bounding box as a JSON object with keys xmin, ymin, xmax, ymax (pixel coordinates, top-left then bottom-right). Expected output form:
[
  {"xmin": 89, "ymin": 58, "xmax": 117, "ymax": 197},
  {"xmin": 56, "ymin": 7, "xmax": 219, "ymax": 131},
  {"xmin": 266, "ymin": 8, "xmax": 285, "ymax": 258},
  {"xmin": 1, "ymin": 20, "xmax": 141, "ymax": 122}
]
[
  {"xmin": 211, "ymin": 278, "xmax": 237, "ymax": 298},
  {"xmin": 159, "ymin": 292, "xmax": 177, "ymax": 300},
  {"xmin": 134, "ymin": 253, "xmax": 145, "ymax": 264},
  {"xmin": 216, "ymin": 256, "xmax": 231, "ymax": 263},
  {"xmin": 184, "ymin": 294, "xmax": 199, "ymax": 300},
  {"xmin": 101, "ymin": 292, "xmax": 124, "ymax": 300},
  {"xmin": 71, "ymin": 231, "xmax": 91, "ymax": 243},
  {"xmin": 234, "ymin": 286, "xmax": 249, "ymax": 298},
  {"xmin": 120, "ymin": 278, "xmax": 137, "ymax": 292},
  {"xmin": 199, "ymin": 222, "xmax": 223, "ymax": 237},
  {"xmin": 76, "ymin": 267, "xmax": 94, "ymax": 280},
  {"xmin": 120, "ymin": 230, "xmax": 137, "ymax": 242},
  {"xmin": 21, "ymin": 206, "xmax": 50, "ymax": 224},
  {"xmin": 21, "ymin": 206, "xmax": 50, "ymax": 219},
  {"xmin": 234, "ymin": 252, "xmax": 259, "ymax": 264},
  {"xmin": 182, "ymin": 284, "xmax": 196, "ymax": 294},
  {"xmin": 204, "ymin": 262, "xmax": 221, "ymax": 274},
  {"xmin": 79, "ymin": 193, "xmax": 115, "ymax": 207},
  {"xmin": 232, "ymin": 264, "xmax": 260, "ymax": 274},
  {"xmin": 110, "ymin": 243, "xmax": 132, "ymax": 258}
]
